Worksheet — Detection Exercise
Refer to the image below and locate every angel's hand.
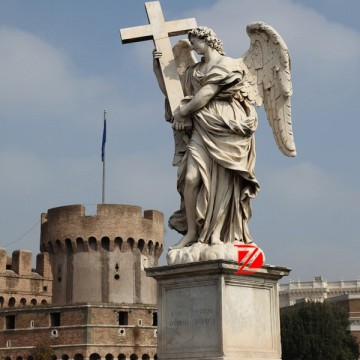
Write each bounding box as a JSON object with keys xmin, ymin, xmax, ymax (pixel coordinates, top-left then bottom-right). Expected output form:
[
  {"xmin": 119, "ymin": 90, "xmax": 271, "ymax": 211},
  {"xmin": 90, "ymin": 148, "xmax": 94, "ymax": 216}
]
[
  {"xmin": 153, "ymin": 49, "xmax": 162, "ymax": 62},
  {"xmin": 172, "ymin": 107, "xmax": 186, "ymax": 131}
]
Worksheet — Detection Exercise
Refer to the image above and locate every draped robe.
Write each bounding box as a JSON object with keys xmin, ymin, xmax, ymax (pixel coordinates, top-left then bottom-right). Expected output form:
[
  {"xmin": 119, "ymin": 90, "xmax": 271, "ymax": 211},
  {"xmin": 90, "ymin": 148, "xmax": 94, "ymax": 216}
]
[{"xmin": 169, "ymin": 56, "xmax": 260, "ymax": 244}]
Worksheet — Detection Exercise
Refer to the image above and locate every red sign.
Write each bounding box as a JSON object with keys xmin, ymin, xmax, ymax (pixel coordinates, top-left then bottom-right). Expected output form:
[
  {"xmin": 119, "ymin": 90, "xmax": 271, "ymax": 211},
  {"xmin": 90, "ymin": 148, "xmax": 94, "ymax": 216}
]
[{"xmin": 234, "ymin": 244, "xmax": 264, "ymax": 274}]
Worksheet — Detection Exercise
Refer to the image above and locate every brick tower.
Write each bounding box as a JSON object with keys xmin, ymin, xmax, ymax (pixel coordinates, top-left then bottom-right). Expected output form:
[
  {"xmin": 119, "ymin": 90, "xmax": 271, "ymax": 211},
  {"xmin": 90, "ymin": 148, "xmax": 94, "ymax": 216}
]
[
  {"xmin": 1, "ymin": 204, "xmax": 164, "ymax": 360},
  {"xmin": 40, "ymin": 204, "xmax": 164, "ymax": 306}
]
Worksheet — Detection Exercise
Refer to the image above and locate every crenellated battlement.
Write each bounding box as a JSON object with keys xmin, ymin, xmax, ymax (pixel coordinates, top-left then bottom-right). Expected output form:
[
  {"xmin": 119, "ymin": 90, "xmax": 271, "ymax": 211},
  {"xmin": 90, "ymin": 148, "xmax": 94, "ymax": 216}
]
[
  {"xmin": 0, "ymin": 248, "xmax": 52, "ymax": 308},
  {"xmin": 0, "ymin": 248, "xmax": 51, "ymax": 277},
  {"xmin": 38, "ymin": 204, "xmax": 164, "ymax": 306},
  {"xmin": 40, "ymin": 204, "xmax": 164, "ymax": 257}
]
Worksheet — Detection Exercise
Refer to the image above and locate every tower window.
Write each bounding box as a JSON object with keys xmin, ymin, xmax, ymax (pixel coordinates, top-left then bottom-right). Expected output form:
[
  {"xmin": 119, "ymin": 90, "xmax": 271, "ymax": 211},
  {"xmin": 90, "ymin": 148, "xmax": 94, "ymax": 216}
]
[
  {"xmin": 6, "ymin": 315, "xmax": 16, "ymax": 329},
  {"xmin": 50, "ymin": 312, "xmax": 61, "ymax": 327},
  {"xmin": 118, "ymin": 311, "xmax": 128, "ymax": 325},
  {"xmin": 152, "ymin": 312, "xmax": 158, "ymax": 326}
]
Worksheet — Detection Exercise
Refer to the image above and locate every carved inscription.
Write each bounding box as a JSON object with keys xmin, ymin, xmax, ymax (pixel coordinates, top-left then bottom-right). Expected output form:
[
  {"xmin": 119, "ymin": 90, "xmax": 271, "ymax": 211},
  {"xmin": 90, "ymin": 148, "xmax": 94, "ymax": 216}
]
[{"xmin": 169, "ymin": 308, "xmax": 216, "ymax": 328}]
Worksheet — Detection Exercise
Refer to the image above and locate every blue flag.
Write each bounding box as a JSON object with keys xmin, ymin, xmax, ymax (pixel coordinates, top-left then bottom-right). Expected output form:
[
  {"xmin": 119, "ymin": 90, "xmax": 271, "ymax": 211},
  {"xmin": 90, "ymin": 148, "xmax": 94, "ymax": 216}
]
[{"xmin": 101, "ymin": 118, "xmax": 106, "ymax": 162}]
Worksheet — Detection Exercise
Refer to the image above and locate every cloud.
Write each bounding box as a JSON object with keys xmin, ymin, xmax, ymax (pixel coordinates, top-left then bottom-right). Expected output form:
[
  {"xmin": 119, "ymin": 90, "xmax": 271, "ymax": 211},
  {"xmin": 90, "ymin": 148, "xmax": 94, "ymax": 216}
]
[
  {"xmin": 189, "ymin": 0, "xmax": 360, "ymax": 113},
  {"xmin": 1, "ymin": 0, "xmax": 359, "ymax": 280},
  {"xmin": 251, "ymin": 162, "xmax": 360, "ymax": 279},
  {"xmin": 0, "ymin": 27, "xmax": 114, "ymax": 122},
  {"xmin": 259, "ymin": 162, "xmax": 360, "ymax": 233}
]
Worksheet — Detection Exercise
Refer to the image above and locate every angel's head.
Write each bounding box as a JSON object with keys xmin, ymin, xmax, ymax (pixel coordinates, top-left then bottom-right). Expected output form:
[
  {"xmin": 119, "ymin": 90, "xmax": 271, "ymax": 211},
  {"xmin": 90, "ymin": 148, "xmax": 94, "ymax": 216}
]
[{"xmin": 188, "ymin": 27, "xmax": 225, "ymax": 55}]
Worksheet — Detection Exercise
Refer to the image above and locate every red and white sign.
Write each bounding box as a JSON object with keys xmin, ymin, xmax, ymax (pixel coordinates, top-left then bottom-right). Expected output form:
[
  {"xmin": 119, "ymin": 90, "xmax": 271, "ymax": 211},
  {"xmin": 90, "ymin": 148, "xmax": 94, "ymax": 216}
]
[{"xmin": 234, "ymin": 244, "xmax": 265, "ymax": 274}]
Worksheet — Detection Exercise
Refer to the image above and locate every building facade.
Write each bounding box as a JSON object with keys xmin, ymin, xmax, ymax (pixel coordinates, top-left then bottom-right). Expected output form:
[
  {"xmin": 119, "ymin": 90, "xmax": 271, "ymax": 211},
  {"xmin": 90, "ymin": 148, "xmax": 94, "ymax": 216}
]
[
  {"xmin": 327, "ymin": 294, "xmax": 360, "ymax": 345},
  {"xmin": 279, "ymin": 276, "xmax": 360, "ymax": 308},
  {"xmin": 0, "ymin": 204, "xmax": 164, "ymax": 360},
  {"xmin": 280, "ymin": 277, "xmax": 360, "ymax": 346}
]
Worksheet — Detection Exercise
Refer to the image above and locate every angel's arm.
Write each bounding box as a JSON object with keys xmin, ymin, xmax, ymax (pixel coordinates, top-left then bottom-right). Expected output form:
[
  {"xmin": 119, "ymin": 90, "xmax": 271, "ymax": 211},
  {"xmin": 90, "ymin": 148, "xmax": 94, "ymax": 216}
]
[
  {"xmin": 180, "ymin": 84, "xmax": 219, "ymax": 116},
  {"xmin": 152, "ymin": 49, "xmax": 166, "ymax": 96},
  {"xmin": 173, "ymin": 84, "xmax": 219, "ymax": 130}
]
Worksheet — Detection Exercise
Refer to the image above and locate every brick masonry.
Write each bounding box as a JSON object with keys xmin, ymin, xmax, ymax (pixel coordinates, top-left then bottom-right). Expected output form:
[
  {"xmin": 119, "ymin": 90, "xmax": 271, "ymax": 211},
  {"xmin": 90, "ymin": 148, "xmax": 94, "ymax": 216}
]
[{"xmin": 0, "ymin": 204, "xmax": 163, "ymax": 360}]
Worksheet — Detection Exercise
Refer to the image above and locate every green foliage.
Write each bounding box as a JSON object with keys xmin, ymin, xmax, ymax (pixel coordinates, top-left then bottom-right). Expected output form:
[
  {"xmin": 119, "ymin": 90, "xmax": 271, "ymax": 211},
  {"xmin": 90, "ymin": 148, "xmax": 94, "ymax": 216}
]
[
  {"xmin": 281, "ymin": 301, "xmax": 359, "ymax": 360},
  {"xmin": 32, "ymin": 343, "xmax": 56, "ymax": 360}
]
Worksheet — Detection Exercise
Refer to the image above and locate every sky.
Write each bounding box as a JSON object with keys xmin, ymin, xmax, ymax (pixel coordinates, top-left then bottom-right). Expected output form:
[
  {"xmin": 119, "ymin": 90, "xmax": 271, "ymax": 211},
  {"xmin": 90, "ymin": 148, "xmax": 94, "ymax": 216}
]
[{"xmin": 0, "ymin": 0, "xmax": 359, "ymax": 282}]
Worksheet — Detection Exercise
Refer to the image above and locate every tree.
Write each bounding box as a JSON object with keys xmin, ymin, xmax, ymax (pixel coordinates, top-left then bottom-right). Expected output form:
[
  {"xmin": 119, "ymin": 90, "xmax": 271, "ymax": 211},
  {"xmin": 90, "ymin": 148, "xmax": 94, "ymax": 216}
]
[
  {"xmin": 280, "ymin": 301, "xmax": 359, "ymax": 360},
  {"xmin": 32, "ymin": 343, "xmax": 56, "ymax": 360}
]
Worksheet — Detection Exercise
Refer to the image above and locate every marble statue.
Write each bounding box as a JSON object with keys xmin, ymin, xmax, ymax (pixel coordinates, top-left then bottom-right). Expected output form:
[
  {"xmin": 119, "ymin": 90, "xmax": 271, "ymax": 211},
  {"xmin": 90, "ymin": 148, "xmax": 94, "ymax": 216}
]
[{"xmin": 153, "ymin": 24, "xmax": 296, "ymax": 258}]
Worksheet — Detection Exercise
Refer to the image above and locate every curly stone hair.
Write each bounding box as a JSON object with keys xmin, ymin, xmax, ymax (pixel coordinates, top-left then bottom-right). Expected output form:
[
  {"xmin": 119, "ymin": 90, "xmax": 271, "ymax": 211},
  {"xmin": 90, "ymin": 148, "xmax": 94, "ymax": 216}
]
[{"xmin": 188, "ymin": 26, "xmax": 225, "ymax": 55}]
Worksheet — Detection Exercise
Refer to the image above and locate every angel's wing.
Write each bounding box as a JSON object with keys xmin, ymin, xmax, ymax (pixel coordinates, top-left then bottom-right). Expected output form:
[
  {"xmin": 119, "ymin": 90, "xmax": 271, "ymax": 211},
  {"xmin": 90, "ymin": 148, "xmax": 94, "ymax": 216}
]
[
  {"xmin": 242, "ymin": 22, "xmax": 296, "ymax": 157},
  {"xmin": 172, "ymin": 40, "xmax": 197, "ymax": 77}
]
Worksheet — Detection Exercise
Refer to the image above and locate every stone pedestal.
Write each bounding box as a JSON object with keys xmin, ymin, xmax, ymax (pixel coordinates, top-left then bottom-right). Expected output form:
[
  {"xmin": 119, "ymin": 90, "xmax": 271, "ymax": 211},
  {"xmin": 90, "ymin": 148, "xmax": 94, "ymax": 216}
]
[{"xmin": 146, "ymin": 260, "xmax": 290, "ymax": 360}]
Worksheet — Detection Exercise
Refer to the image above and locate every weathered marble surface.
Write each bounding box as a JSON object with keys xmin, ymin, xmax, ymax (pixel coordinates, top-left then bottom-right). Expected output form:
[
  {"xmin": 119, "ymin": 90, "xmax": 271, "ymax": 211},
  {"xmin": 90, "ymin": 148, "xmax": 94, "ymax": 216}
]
[
  {"xmin": 167, "ymin": 241, "xmax": 265, "ymax": 266},
  {"xmin": 121, "ymin": 2, "xmax": 296, "ymax": 261},
  {"xmin": 146, "ymin": 260, "xmax": 291, "ymax": 359},
  {"xmin": 156, "ymin": 24, "xmax": 295, "ymax": 253}
]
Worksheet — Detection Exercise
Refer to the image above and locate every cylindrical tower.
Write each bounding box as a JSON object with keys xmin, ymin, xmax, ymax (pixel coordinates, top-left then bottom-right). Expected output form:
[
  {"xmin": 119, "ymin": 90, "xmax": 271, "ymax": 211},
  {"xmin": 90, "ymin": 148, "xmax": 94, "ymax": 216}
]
[{"xmin": 40, "ymin": 204, "xmax": 164, "ymax": 305}]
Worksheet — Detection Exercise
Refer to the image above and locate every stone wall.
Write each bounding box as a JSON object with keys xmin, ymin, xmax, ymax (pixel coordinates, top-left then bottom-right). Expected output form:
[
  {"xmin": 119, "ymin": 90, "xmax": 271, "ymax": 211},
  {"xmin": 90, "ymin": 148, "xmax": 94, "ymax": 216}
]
[
  {"xmin": 0, "ymin": 203, "xmax": 164, "ymax": 359},
  {"xmin": 0, "ymin": 249, "xmax": 52, "ymax": 309},
  {"xmin": 40, "ymin": 204, "xmax": 164, "ymax": 306},
  {"xmin": 0, "ymin": 304, "xmax": 158, "ymax": 359}
]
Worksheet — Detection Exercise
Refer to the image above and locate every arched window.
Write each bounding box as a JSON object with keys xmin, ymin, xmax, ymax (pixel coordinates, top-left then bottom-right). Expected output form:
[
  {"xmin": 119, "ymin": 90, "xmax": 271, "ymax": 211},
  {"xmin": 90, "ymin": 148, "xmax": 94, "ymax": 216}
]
[
  {"xmin": 76, "ymin": 237, "xmax": 85, "ymax": 252},
  {"xmin": 47, "ymin": 241, "xmax": 54, "ymax": 253},
  {"xmin": 55, "ymin": 240, "xmax": 62, "ymax": 252},
  {"xmin": 148, "ymin": 240, "xmax": 154, "ymax": 255},
  {"xmin": 118, "ymin": 354, "xmax": 126, "ymax": 360},
  {"xmin": 0, "ymin": 296, "xmax": 4, "ymax": 308},
  {"xmin": 130, "ymin": 355, "xmax": 138, "ymax": 360},
  {"xmin": 65, "ymin": 238, "xmax": 73, "ymax": 254},
  {"xmin": 101, "ymin": 237, "xmax": 110, "ymax": 251},
  {"xmin": 41, "ymin": 299, "xmax": 48, "ymax": 305},
  {"xmin": 61, "ymin": 355, "xmax": 69, "ymax": 360},
  {"xmin": 88, "ymin": 237, "xmax": 97, "ymax": 251},
  {"xmin": 154, "ymin": 355, "xmax": 158, "ymax": 360},
  {"xmin": 16, "ymin": 356, "xmax": 23, "ymax": 360},
  {"xmin": 114, "ymin": 237, "xmax": 123, "ymax": 251},
  {"xmin": 30, "ymin": 298, "xmax": 37, "ymax": 306},
  {"xmin": 127, "ymin": 238, "xmax": 135, "ymax": 251},
  {"xmin": 27, "ymin": 356, "xmax": 34, "ymax": 360},
  {"xmin": 142, "ymin": 355, "xmax": 150, "ymax": 360},
  {"xmin": 74, "ymin": 355, "xmax": 84, "ymax": 360},
  {"xmin": 154, "ymin": 242, "xmax": 161, "ymax": 256},
  {"xmin": 8, "ymin": 297, "xmax": 16, "ymax": 307},
  {"xmin": 20, "ymin": 298, "xmax": 27, "ymax": 306},
  {"xmin": 89, "ymin": 354, "xmax": 101, "ymax": 360},
  {"xmin": 105, "ymin": 354, "xmax": 113, "ymax": 360},
  {"xmin": 137, "ymin": 239, "xmax": 145, "ymax": 253}
]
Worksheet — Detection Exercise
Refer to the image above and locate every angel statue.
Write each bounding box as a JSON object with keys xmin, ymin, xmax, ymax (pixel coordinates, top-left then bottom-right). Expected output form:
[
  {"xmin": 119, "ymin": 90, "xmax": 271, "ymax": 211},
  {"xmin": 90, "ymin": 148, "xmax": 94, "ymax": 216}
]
[{"xmin": 153, "ymin": 23, "xmax": 296, "ymax": 257}]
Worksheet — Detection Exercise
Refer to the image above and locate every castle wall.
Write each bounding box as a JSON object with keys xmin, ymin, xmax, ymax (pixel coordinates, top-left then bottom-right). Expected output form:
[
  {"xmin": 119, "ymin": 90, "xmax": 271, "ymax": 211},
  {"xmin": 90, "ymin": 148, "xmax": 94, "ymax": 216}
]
[
  {"xmin": 0, "ymin": 304, "xmax": 158, "ymax": 359},
  {"xmin": 0, "ymin": 249, "xmax": 52, "ymax": 309},
  {"xmin": 40, "ymin": 204, "xmax": 164, "ymax": 306},
  {"xmin": 0, "ymin": 203, "xmax": 163, "ymax": 359}
]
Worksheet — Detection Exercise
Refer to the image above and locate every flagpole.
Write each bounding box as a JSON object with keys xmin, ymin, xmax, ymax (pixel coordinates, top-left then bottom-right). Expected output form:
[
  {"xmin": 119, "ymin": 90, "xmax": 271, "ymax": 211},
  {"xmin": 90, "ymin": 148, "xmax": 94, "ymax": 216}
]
[{"xmin": 102, "ymin": 110, "xmax": 107, "ymax": 204}]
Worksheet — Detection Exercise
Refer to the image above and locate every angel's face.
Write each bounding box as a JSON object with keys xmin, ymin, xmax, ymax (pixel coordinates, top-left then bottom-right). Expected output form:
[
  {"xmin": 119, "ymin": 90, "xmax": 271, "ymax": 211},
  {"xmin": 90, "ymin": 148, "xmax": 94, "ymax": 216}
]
[{"xmin": 189, "ymin": 36, "xmax": 207, "ymax": 55}]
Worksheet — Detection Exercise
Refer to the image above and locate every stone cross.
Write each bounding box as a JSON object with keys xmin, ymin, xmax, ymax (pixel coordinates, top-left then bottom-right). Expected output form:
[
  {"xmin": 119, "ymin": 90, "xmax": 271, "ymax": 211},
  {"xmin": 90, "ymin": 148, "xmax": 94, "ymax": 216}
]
[{"xmin": 120, "ymin": 1, "xmax": 197, "ymax": 115}]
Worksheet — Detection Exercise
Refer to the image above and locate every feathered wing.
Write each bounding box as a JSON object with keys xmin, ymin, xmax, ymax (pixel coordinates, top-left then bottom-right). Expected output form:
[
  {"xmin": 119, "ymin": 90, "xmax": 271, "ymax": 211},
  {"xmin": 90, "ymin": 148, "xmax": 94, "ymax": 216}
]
[
  {"xmin": 242, "ymin": 22, "xmax": 296, "ymax": 157},
  {"xmin": 172, "ymin": 40, "xmax": 197, "ymax": 77}
]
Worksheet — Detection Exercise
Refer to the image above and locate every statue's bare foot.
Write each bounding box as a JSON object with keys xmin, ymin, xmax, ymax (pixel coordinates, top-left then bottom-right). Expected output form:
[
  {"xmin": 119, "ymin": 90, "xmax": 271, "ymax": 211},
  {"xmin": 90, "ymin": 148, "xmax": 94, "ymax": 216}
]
[
  {"xmin": 169, "ymin": 232, "xmax": 197, "ymax": 250},
  {"xmin": 211, "ymin": 234, "xmax": 223, "ymax": 245}
]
